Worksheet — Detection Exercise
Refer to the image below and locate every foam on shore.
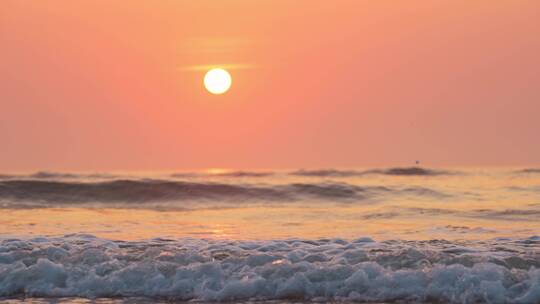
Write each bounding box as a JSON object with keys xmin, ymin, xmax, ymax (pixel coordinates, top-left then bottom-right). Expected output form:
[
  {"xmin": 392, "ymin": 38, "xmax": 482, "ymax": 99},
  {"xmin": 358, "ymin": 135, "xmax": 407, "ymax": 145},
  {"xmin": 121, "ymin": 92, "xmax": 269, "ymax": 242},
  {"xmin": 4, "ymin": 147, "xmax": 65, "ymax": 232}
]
[{"xmin": 1, "ymin": 235, "xmax": 539, "ymax": 303}]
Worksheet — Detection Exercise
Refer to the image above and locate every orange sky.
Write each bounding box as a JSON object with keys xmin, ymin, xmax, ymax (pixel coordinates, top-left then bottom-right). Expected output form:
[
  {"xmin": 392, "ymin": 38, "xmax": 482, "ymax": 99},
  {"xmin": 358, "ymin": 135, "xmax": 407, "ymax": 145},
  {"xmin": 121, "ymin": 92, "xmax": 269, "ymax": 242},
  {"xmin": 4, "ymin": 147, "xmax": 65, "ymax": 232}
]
[{"xmin": 1, "ymin": 1, "xmax": 539, "ymax": 171}]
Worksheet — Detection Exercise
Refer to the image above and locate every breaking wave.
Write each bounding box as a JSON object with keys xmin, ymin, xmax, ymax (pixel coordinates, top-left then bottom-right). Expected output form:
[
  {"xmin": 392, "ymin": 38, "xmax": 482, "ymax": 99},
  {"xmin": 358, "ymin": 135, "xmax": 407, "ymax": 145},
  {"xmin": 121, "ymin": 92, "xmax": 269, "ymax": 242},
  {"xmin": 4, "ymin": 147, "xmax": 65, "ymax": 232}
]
[
  {"xmin": 0, "ymin": 180, "xmax": 356, "ymax": 205},
  {"xmin": 0, "ymin": 179, "xmax": 449, "ymax": 210},
  {"xmin": 0, "ymin": 235, "xmax": 539, "ymax": 303}
]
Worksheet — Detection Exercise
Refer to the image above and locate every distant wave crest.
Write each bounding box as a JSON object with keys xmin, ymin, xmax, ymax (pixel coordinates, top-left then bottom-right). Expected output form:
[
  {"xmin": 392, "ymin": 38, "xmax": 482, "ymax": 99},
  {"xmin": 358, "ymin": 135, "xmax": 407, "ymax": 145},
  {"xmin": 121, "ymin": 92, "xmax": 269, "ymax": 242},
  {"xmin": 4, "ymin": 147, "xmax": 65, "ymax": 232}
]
[
  {"xmin": 171, "ymin": 171, "xmax": 274, "ymax": 178},
  {"xmin": 29, "ymin": 171, "xmax": 80, "ymax": 179},
  {"xmin": 1, "ymin": 167, "xmax": 452, "ymax": 181},
  {"xmin": 291, "ymin": 167, "xmax": 450, "ymax": 177},
  {"xmin": 518, "ymin": 168, "xmax": 540, "ymax": 174},
  {"xmin": 0, "ymin": 171, "xmax": 117, "ymax": 180}
]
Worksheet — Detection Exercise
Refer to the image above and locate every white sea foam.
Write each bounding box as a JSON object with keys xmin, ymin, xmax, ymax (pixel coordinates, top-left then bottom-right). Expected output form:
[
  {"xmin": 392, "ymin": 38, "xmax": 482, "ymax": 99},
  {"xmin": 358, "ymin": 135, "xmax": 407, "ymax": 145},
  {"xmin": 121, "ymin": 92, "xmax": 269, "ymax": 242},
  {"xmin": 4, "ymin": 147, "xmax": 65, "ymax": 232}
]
[{"xmin": 1, "ymin": 235, "xmax": 539, "ymax": 303}]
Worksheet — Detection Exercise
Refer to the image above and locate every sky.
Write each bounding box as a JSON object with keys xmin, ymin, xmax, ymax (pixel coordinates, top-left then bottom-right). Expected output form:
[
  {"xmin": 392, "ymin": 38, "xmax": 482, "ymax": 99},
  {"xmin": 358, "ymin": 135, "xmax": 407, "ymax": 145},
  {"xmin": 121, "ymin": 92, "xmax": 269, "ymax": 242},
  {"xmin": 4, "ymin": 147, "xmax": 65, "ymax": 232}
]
[{"xmin": 1, "ymin": 1, "xmax": 539, "ymax": 171}]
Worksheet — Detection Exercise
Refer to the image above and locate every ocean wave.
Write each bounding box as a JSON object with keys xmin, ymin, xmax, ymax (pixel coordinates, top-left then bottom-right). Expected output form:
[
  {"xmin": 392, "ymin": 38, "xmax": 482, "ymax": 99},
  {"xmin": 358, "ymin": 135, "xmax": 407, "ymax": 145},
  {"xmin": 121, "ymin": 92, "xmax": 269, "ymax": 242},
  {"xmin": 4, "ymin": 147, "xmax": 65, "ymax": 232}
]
[
  {"xmin": 376, "ymin": 167, "xmax": 448, "ymax": 176},
  {"xmin": 518, "ymin": 168, "xmax": 540, "ymax": 174},
  {"xmin": 471, "ymin": 209, "xmax": 540, "ymax": 222},
  {"xmin": 290, "ymin": 169, "xmax": 361, "ymax": 177},
  {"xmin": 213, "ymin": 171, "xmax": 275, "ymax": 178},
  {"xmin": 1, "ymin": 167, "xmax": 453, "ymax": 182},
  {"xmin": 0, "ymin": 180, "xmax": 382, "ymax": 209},
  {"xmin": 171, "ymin": 171, "xmax": 274, "ymax": 178},
  {"xmin": 0, "ymin": 235, "xmax": 539, "ymax": 302},
  {"xmin": 0, "ymin": 172, "xmax": 118, "ymax": 180},
  {"xmin": 361, "ymin": 207, "xmax": 540, "ymax": 222},
  {"xmin": 359, "ymin": 207, "xmax": 456, "ymax": 220},
  {"xmin": 291, "ymin": 167, "xmax": 450, "ymax": 177},
  {"xmin": 0, "ymin": 180, "xmax": 364, "ymax": 203},
  {"xmin": 0, "ymin": 179, "xmax": 448, "ymax": 210},
  {"xmin": 29, "ymin": 171, "xmax": 81, "ymax": 179}
]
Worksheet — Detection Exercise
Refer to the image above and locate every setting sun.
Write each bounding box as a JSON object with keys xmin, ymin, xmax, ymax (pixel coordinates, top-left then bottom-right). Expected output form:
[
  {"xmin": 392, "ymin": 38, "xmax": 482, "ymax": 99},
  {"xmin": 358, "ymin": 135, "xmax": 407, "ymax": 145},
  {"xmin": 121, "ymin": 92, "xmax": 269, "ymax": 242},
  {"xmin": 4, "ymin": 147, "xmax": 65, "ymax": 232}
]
[{"xmin": 204, "ymin": 68, "xmax": 232, "ymax": 94}]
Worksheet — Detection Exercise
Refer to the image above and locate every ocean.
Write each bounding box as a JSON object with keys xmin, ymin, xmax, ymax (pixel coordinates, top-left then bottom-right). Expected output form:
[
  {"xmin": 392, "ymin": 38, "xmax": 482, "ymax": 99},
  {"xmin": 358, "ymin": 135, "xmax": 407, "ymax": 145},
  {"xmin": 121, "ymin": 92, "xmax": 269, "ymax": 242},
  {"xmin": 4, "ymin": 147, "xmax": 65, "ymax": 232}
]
[{"xmin": 1, "ymin": 167, "xmax": 539, "ymax": 303}]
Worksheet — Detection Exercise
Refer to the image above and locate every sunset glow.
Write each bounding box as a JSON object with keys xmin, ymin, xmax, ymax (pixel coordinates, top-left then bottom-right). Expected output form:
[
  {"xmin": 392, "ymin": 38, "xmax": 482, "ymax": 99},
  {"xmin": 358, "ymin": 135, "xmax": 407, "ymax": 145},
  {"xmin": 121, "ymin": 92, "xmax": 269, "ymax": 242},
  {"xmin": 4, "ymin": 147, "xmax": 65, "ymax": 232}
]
[
  {"xmin": 1, "ymin": 2, "xmax": 540, "ymax": 302},
  {"xmin": 1, "ymin": 1, "xmax": 538, "ymax": 171}
]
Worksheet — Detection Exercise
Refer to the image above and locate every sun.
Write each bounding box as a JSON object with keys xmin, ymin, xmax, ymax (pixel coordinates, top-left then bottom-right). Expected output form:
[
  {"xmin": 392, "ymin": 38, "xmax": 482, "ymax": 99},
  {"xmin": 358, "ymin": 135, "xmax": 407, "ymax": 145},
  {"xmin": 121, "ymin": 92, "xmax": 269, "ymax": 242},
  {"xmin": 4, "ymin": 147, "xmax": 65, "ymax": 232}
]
[{"xmin": 204, "ymin": 68, "xmax": 232, "ymax": 94}]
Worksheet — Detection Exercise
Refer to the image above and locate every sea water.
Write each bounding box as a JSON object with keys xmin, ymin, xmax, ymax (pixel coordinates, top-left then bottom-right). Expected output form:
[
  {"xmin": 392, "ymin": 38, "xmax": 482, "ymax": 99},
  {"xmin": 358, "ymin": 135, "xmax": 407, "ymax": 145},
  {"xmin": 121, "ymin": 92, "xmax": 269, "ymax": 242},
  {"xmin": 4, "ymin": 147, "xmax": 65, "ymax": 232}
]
[{"xmin": 1, "ymin": 167, "xmax": 539, "ymax": 303}]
